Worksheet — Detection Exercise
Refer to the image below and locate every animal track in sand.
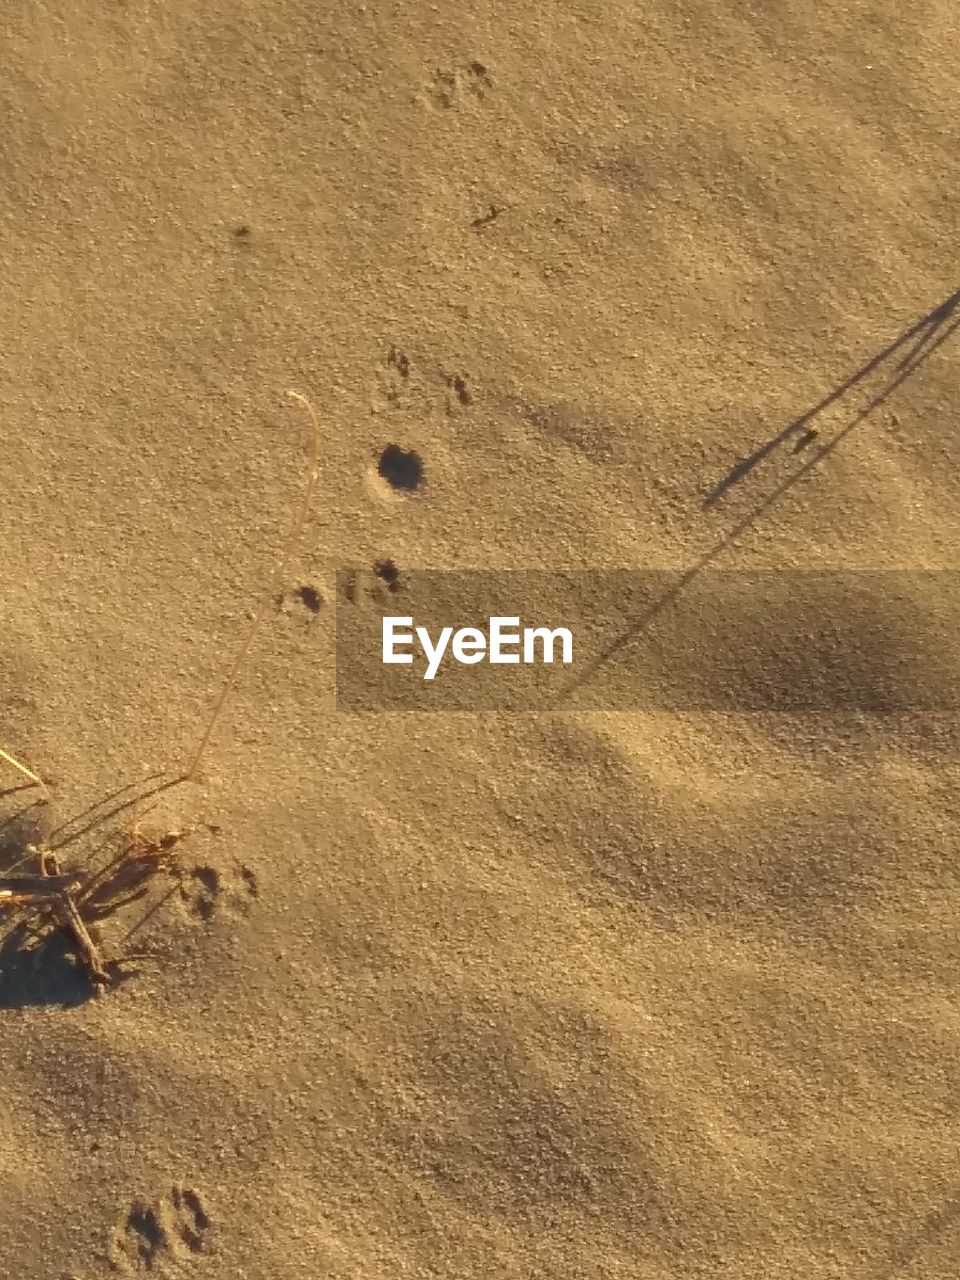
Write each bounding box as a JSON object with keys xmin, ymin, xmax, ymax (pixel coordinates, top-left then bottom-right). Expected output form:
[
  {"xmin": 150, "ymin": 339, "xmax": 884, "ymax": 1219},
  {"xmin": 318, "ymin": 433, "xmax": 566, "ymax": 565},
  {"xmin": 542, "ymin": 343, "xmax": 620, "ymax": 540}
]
[
  {"xmin": 445, "ymin": 372, "xmax": 473, "ymax": 408},
  {"xmin": 423, "ymin": 61, "xmax": 492, "ymax": 110},
  {"xmin": 372, "ymin": 344, "xmax": 471, "ymax": 418},
  {"xmin": 373, "ymin": 558, "xmax": 402, "ymax": 593},
  {"xmin": 278, "ymin": 582, "xmax": 324, "ymax": 622},
  {"xmin": 180, "ymin": 862, "xmax": 258, "ymax": 923},
  {"xmin": 109, "ymin": 1185, "xmax": 212, "ymax": 1273},
  {"xmin": 376, "ymin": 345, "xmax": 412, "ymax": 408},
  {"xmin": 369, "ymin": 346, "xmax": 473, "ymax": 500},
  {"xmin": 338, "ymin": 563, "xmax": 405, "ymax": 609}
]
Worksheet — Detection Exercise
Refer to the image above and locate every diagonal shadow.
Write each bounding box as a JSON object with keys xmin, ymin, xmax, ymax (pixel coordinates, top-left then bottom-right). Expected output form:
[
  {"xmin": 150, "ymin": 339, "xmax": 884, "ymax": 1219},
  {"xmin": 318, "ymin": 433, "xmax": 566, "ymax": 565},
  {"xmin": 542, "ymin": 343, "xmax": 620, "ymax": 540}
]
[
  {"xmin": 0, "ymin": 783, "xmax": 39, "ymax": 800},
  {"xmin": 562, "ymin": 285, "xmax": 960, "ymax": 701},
  {"xmin": 704, "ymin": 287, "xmax": 960, "ymax": 507},
  {"xmin": 45, "ymin": 770, "xmax": 176, "ymax": 854}
]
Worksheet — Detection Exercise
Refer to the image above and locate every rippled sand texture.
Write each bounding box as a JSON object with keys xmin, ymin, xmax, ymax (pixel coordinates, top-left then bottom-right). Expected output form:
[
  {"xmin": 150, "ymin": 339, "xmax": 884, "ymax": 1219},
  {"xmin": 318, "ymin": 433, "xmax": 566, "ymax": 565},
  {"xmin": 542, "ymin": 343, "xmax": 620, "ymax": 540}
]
[{"xmin": 1, "ymin": 2, "xmax": 959, "ymax": 1277}]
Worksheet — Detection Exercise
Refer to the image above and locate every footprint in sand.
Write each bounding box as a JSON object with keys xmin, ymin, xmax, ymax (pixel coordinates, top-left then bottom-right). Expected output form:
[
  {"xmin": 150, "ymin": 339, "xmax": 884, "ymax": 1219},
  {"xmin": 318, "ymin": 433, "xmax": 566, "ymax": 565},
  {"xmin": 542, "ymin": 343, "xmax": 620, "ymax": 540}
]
[
  {"xmin": 422, "ymin": 61, "xmax": 492, "ymax": 110},
  {"xmin": 338, "ymin": 560, "xmax": 406, "ymax": 611},
  {"xmin": 109, "ymin": 1186, "xmax": 213, "ymax": 1273},
  {"xmin": 372, "ymin": 344, "xmax": 413, "ymax": 410},
  {"xmin": 368, "ymin": 345, "xmax": 474, "ymax": 506},
  {"xmin": 179, "ymin": 863, "xmax": 258, "ymax": 923}
]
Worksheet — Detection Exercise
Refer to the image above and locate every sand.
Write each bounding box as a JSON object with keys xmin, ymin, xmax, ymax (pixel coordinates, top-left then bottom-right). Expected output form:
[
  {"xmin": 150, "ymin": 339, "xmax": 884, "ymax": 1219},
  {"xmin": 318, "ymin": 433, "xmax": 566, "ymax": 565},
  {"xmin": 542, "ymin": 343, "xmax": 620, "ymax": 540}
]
[{"xmin": 2, "ymin": 2, "xmax": 960, "ymax": 1276}]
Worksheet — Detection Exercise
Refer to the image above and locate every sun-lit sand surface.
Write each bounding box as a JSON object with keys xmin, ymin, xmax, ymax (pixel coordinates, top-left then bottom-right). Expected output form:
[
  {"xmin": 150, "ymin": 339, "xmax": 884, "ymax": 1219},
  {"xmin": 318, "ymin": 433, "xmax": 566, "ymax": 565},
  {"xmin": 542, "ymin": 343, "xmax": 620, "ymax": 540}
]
[{"xmin": 2, "ymin": 3, "xmax": 960, "ymax": 1276}]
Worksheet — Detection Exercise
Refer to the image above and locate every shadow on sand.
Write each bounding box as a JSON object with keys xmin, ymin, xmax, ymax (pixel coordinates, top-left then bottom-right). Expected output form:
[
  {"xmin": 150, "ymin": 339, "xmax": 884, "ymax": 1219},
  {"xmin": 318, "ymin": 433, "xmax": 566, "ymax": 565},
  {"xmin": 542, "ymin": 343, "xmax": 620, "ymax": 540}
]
[
  {"xmin": 704, "ymin": 286, "xmax": 960, "ymax": 507},
  {"xmin": 563, "ymin": 286, "xmax": 960, "ymax": 700}
]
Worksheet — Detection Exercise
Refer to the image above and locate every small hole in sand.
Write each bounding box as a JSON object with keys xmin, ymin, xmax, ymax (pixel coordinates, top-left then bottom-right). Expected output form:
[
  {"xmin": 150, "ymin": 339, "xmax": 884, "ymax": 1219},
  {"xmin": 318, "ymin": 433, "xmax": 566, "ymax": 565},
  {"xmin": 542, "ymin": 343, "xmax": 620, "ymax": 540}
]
[
  {"xmin": 294, "ymin": 585, "xmax": 322, "ymax": 613},
  {"xmin": 378, "ymin": 445, "xmax": 424, "ymax": 493}
]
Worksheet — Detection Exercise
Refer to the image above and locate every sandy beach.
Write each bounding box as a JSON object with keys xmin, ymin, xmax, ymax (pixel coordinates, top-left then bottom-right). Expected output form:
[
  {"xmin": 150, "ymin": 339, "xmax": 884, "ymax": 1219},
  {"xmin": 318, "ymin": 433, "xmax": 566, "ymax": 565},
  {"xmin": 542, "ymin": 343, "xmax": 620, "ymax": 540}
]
[{"xmin": 2, "ymin": 3, "xmax": 960, "ymax": 1276}]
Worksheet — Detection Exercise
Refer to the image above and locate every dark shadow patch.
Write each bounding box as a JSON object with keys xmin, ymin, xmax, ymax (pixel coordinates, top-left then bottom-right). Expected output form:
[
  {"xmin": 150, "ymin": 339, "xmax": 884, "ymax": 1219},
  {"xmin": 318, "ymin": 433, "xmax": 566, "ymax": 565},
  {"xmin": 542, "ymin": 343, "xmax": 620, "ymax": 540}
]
[
  {"xmin": 0, "ymin": 923, "xmax": 101, "ymax": 1009},
  {"xmin": 378, "ymin": 445, "xmax": 424, "ymax": 492}
]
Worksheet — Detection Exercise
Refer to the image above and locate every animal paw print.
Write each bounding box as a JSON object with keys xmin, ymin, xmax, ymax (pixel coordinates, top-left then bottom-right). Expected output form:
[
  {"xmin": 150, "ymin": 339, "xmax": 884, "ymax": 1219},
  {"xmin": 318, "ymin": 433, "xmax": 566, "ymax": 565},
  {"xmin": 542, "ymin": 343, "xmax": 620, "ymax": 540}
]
[
  {"xmin": 338, "ymin": 560, "xmax": 404, "ymax": 610},
  {"xmin": 181, "ymin": 863, "xmax": 258, "ymax": 922},
  {"xmin": 376, "ymin": 345, "xmax": 412, "ymax": 408},
  {"xmin": 110, "ymin": 1186, "xmax": 212, "ymax": 1273},
  {"xmin": 280, "ymin": 583, "xmax": 324, "ymax": 621},
  {"xmin": 370, "ymin": 345, "xmax": 429, "ymax": 432},
  {"xmin": 424, "ymin": 61, "xmax": 492, "ymax": 109},
  {"xmin": 372, "ymin": 344, "xmax": 472, "ymax": 420},
  {"xmin": 444, "ymin": 372, "xmax": 472, "ymax": 410}
]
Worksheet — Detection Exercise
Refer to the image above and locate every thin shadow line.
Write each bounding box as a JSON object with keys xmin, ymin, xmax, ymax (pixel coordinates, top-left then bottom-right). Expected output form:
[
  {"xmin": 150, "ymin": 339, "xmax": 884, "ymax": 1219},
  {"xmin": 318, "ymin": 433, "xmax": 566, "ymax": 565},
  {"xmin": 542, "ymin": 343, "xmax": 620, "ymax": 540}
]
[
  {"xmin": 704, "ymin": 287, "xmax": 960, "ymax": 508},
  {"xmin": 0, "ymin": 783, "xmax": 39, "ymax": 800},
  {"xmin": 47, "ymin": 774, "xmax": 185, "ymax": 855},
  {"xmin": 44, "ymin": 771, "xmax": 166, "ymax": 847},
  {"xmin": 561, "ymin": 287, "xmax": 960, "ymax": 702}
]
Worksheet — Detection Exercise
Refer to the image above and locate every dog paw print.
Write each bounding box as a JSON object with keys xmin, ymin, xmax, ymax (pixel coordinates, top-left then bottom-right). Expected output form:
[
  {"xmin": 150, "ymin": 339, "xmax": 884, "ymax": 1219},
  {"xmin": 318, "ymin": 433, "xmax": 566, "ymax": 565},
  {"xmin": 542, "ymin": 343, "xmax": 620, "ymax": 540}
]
[
  {"xmin": 424, "ymin": 61, "xmax": 492, "ymax": 109},
  {"xmin": 110, "ymin": 1186, "xmax": 212, "ymax": 1273},
  {"xmin": 280, "ymin": 583, "xmax": 324, "ymax": 621},
  {"xmin": 368, "ymin": 347, "xmax": 471, "ymax": 496},
  {"xmin": 337, "ymin": 561, "xmax": 403, "ymax": 609},
  {"xmin": 180, "ymin": 863, "xmax": 258, "ymax": 922},
  {"xmin": 375, "ymin": 345, "xmax": 412, "ymax": 408},
  {"xmin": 373, "ymin": 558, "xmax": 402, "ymax": 593},
  {"xmin": 444, "ymin": 372, "xmax": 472, "ymax": 409}
]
